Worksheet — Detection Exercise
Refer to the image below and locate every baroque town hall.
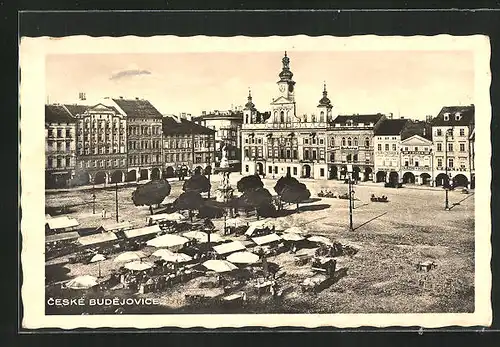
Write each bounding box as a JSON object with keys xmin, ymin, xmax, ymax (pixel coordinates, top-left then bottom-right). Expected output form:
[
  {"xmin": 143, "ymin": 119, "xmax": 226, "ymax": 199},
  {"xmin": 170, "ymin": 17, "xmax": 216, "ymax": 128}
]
[{"xmin": 241, "ymin": 52, "xmax": 475, "ymax": 188}]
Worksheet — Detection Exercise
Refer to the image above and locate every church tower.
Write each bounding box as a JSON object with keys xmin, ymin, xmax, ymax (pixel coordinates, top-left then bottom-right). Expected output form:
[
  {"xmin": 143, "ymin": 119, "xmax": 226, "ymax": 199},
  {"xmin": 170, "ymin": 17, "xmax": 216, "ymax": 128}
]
[
  {"xmin": 243, "ymin": 89, "xmax": 257, "ymax": 124},
  {"xmin": 270, "ymin": 51, "xmax": 297, "ymax": 124},
  {"xmin": 317, "ymin": 82, "xmax": 336, "ymax": 122}
]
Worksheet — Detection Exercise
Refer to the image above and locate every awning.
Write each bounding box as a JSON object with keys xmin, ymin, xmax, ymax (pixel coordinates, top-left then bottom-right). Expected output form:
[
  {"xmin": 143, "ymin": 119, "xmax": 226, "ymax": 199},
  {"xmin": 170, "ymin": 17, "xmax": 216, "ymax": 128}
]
[
  {"xmin": 97, "ymin": 221, "xmax": 133, "ymax": 233},
  {"xmin": 146, "ymin": 234, "xmax": 189, "ymax": 248},
  {"xmin": 213, "ymin": 241, "xmax": 246, "ymax": 255},
  {"xmin": 203, "ymin": 259, "xmax": 238, "ymax": 273},
  {"xmin": 251, "ymin": 233, "xmax": 282, "ymax": 246},
  {"xmin": 307, "ymin": 235, "xmax": 333, "ymax": 246},
  {"xmin": 45, "ymin": 231, "xmax": 80, "ymax": 243},
  {"xmin": 77, "ymin": 232, "xmax": 118, "ymax": 246},
  {"xmin": 148, "ymin": 212, "xmax": 186, "ymax": 223},
  {"xmin": 46, "ymin": 216, "xmax": 79, "ymax": 230},
  {"xmin": 123, "ymin": 225, "xmax": 161, "ymax": 239}
]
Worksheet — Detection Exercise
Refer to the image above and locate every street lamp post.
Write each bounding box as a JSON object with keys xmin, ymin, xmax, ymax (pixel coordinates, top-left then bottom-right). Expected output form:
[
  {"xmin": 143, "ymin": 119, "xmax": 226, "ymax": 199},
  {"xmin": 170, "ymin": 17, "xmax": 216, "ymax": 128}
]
[
  {"xmin": 347, "ymin": 164, "xmax": 354, "ymax": 231},
  {"xmin": 115, "ymin": 182, "xmax": 119, "ymax": 222},
  {"xmin": 444, "ymin": 127, "xmax": 453, "ymax": 211},
  {"xmin": 92, "ymin": 179, "xmax": 96, "ymax": 214}
]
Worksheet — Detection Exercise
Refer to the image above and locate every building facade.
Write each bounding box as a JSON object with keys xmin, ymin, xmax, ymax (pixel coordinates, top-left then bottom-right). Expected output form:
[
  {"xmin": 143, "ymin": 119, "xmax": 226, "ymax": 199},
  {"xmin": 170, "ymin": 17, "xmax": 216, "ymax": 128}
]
[
  {"xmin": 431, "ymin": 105, "xmax": 475, "ymax": 188},
  {"xmin": 45, "ymin": 105, "xmax": 77, "ymax": 188},
  {"xmin": 193, "ymin": 109, "xmax": 243, "ymax": 171},
  {"xmin": 162, "ymin": 115, "xmax": 216, "ymax": 177},
  {"xmin": 70, "ymin": 103, "xmax": 128, "ymax": 185},
  {"xmin": 329, "ymin": 114, "xmax": 385, "ymax": 182},
  {"xmin": 373, "ymin": 118, "xmax": 409, "ymax": 184},
  {"xmin": 112, "ymin": 98, "xmax": 164, "ymax": 182}
]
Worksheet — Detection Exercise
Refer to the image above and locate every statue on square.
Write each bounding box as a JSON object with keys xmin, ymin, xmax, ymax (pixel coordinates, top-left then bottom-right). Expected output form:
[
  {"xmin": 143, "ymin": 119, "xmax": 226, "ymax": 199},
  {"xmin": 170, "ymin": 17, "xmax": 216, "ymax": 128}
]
[{"xmin": 215, "ymin": 143, "xmax": 234, "ymax": 203}]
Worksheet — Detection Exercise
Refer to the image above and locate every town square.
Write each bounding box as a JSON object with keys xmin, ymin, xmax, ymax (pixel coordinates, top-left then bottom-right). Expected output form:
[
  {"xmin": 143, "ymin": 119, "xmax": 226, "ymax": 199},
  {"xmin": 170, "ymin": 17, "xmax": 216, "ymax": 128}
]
[{"xmin": 42, "ymin": 49, "xmax": 477, "ymax": 315}]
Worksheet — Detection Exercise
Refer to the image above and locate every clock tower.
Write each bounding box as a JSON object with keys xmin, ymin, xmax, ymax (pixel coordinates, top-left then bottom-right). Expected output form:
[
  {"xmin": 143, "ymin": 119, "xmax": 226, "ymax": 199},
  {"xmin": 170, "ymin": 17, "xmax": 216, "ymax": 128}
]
[{"xmin": 270, "ymin": 51, "xmax": 297, "ymax": 124}]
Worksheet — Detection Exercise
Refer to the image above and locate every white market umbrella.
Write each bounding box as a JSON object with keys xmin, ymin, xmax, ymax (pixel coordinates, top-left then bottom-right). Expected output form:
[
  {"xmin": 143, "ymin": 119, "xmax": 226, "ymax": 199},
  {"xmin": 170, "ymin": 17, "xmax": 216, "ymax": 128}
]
[
  {"xmin": 124, "ymin": 261, "xmax": 154, "ymax": 271},
  {"xmin": 225, "ymin": 217, "xmax": 249, "ymax": 228},
  {"xmin": 152, "ymin": 249, "xmax": 175, "ymax": 259},
  {"xmin": 282, "ymin": 233, "xmax": 305, "ymax": 241},
  {"xmin": 163, "ymin": 212, "xmax": 187, "ymax": 222},
  {"xmin": 90, "ymin": 254, "xmax": 106, "ymax": 263},
  {"xmin": 146, "ymin": 234, "xmax": 189, "ymax": 248},
  {"xmin": 183, "ymin": 231, "xmax": 223, "ymax": 244},
  {"xmin": 65, "ymin": 275, "xmax": 98, "ymax": 290},
  {"xmin": 161, "ymin": 252, "xmax": 193, "ymax": 263},
  {"xmin": 284, "ymin": 226, "xmax": 307, "ymax": 234},
  {"xmin": 202, "ymin": 259, "xmax": 238, "ymax": 273},
  {"xmin": 227, "ymin": 251, "xmax": 259, "ymax": 264},
  {"xmin": 113, "ymin": 251, "xmax": 147, "ymax": 263},
  {"xmin": 307, "ymin": 235, "xmax": 333, "ymax": 246}
]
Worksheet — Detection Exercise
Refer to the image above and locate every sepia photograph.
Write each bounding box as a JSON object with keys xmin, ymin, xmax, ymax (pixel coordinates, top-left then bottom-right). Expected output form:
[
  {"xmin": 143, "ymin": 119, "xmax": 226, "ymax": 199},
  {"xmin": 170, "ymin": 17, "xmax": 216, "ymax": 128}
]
[{"xmin": 20, "ymin": 34, "xmax": 491, "ymax": 328}]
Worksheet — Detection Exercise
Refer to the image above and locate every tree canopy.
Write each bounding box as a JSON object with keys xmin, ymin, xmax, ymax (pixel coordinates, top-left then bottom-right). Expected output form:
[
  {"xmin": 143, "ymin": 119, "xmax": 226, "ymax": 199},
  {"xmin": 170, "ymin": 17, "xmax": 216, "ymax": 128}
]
[
  {"xmin": 132, "ymin": 179, "xmax": 172, "ymax": 213},
  {"xmin": 174, "ymin": 191, "xmax": 205, "ymax": 211},
  {"xmin": 183, "ymin": 173, "xmax": 211, "ymax": 194},
  {"xmin": 280, "ymin": 183, "xmax": 311, "ymax": 211},
  {"xmin": 198, "ymin": 204, "xmax": 225, "ymax": 219},
  {"xmin": 274, "ymin": 173, "xmax": 301, "ymax": 196},
  {"xmin": 236, "ymin": 174, "xmax": 264, "ymax": 193}
]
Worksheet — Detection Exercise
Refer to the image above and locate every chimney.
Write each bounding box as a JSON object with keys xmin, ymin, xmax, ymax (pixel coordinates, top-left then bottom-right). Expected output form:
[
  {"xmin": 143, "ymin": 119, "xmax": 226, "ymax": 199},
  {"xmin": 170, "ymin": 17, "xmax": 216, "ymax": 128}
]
[
  {"xmin": 79, "ymin": 92, "xmax": 86, "ymax": 101},
  {"xmin": 202, "ymin": 111, "xmax": 206, "ymax": 116},
  {"xmin": 389, "ymin": 113, "xmax": 393, "ymax": 119}
]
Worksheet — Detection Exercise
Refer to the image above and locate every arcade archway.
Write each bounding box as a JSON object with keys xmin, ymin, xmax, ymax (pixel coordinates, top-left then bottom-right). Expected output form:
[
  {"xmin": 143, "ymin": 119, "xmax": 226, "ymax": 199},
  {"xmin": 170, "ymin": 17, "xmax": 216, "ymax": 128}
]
[
  {"xmin": 435, "ymin": 173, "xmax": 449, "ymax": 187},
  {"xmin": 126, "ymin": 170, "xmax": 137, "ymax": 182},
  {"xmin": 328, "ymin": 166, "xmax": 338, "ymax": 180},
  {"xmin": 110, "ymin": 170, "xmax": 124, "ymax": 184},
  {"xmin": 420, "ymin": 173, "xmax": 431, "ymax": 186},
  {"xmin": 376, "ymin": 171, "xmax": 386, "ymax": 183},
  {"xmin": 402, "ymin": 172, "xmax": 416, "ymax": 184},
  {"xmin": 94, "ymin": 171, "xmax": 107, "ymax": 184},
  {"xmin": 139, "ymin": 169, "xmax": 149, "ymax": 181},
  {"xmin": 302, "ymin": 164, "xmax": 311, "ymax": 178},
  {"xmin": 453, "ymin": 174, "xmax": 469, "ymax": 188},
  {"xmin": 164, "ymin": 166, "xmax": 175, "ymax": 178},
  {"xmin": 363, "ymin": 167, "xmax": 372, "ymax": 182},
  {"xmin": 151, "ymin": 167, "xmax": 161, "ymax": 180},
  {"xmin": 352, "ymin": 166, "xmax": 361, "ymax": 181},
  {"xmin": 389, "ymin": 171, "xmax": 399, "ymax": 185}
]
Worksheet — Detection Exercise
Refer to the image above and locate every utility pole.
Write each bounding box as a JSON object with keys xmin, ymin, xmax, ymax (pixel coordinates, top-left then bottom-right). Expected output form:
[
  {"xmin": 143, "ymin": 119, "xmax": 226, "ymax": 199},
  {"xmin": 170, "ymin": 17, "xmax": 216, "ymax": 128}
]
[
  {"xmin": 347, "ymin": 164, "xmax": 354, "ymax": 231},
  {"xmin": 444, "ymin": 127, "xmax": 452, "ymax": 211},
  {"xmin": 92, "ymin": 179, "xmax": 96, "ymax": 214},
  {"xmin": 115, "ymin": 182, "xmax": 119, "ymax": 222}
]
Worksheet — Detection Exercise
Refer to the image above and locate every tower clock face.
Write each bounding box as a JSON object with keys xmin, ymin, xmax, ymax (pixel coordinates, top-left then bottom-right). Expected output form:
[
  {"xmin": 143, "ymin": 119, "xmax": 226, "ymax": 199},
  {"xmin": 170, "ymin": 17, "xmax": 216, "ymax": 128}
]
[{"xmin": 279, "ymin": 85, "xmax": 286, "ymax": 92}]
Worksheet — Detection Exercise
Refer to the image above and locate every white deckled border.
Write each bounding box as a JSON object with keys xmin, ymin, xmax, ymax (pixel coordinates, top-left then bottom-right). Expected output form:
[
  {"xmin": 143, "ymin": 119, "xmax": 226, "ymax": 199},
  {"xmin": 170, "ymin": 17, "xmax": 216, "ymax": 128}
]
[{"xmin": 20, "ymin": 34, "xmax": 492, "ymax": 329}]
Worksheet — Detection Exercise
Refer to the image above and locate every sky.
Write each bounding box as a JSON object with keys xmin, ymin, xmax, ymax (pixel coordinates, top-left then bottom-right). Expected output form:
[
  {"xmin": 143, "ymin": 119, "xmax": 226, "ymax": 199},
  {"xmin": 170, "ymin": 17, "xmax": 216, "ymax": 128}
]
[{"xmin": 46, "ymin": 50, "xmax": 474, "ymax": 120}]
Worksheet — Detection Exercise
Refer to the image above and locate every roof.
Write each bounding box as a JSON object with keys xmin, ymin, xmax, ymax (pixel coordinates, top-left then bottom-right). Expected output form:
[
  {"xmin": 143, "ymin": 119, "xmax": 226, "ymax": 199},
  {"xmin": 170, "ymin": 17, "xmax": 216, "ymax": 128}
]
[
  {"xmin": 162, "ymin": 116, "xmax": 215, "ymax": 135},
  {"xmin": 252, "ymin": 233, "xmax": 282, "ymax": 245},
  {"xmin": 146, "ymin": 234, "xmax": 190, "ymax": 248},
  {"xmin": 63, "ymin": 104, "xmax": 89, "ymax": 117},
  {"xmin": 123, "ymin": 225, "xmax": 161, "ymax": 239},
  {"xmin": 193, "ymin": 111, "xmax": 243, "ymax": 121},
  {"xmin": 331, "ymin": 113, "xmax": 384, "ymax": 125},
  {"xmin": 374, "ymin": 119, "xmax": 409, "ymax": 136},
  {"xmin": 97, "ymin": 221, "xmax": 133, "ymax": 233},
  {"xmin": 45, "ymin": 105, "xmax": 76, "ymax": 124},
  {"xmin": 431, "ymin": 105, "xmax": 475, "ymax": 126},
  {"xmin": 46, "ymin": 216, "xmax": 79, "ymax": 230},
  {"xmin": 46, "ymin": 231, "xmax": 80, "ymax": 243},
  {"xmin": 77, "ymin": 232, "xmax": 118, "ymax": 246},
  {"xmin": 112, "ymin": 98, "xmax": 163, "ymax": 119},
  {"xmin": 401, "ymin": 120, "xmax": 432, "ymax": 140},
  {"xmin": 213, "ymin": 241, "xmax": 246, "ymax": 255}
]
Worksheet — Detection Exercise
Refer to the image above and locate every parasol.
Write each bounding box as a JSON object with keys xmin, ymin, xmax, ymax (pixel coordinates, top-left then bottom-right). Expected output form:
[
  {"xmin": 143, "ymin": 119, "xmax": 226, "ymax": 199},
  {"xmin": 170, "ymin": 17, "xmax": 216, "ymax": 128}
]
[
  {"xmin": 146, "ymin": 234, "xmax": 189, "ymax": 248},
  {"xmin": 65, "ymin": 275, "xmax": 98, "ymax": 289},
  {"xmin": 283, "ymin": 226, "xmax": 307, "ymax": 234},
  {"xmin": 281, "ymin": 233, "xmax": 305, "ymax": 241},
  {"xmin": 160, "ymin": 252, "xmax": 193, "ymax": 263},
  {"xmin": 90, "ymin": 254, "xmax": 106, "ymax": 263},
  {"xmin": 151, "ymin": 249, "xmax": 175, "ymax": 259},
  {"xmin": 124, "ymin": 261, "xmax": 154, "ymax": 271},
  {"xmin": 226, "ymin": 251, "xmax": 260, "ymax": 264},
  {"xmin": 113, "ymin": 251, "xmax": 147, "ymax": 263},
  {"xmin": 202, "ymin": 259, "xmax": 238, "ymax": 273},
  {"xmin": 183, "ymin": 231, "xmax": 224, "ymax": 244},
  {"xmin": 307, "ymin": 235, "xmax": 333, "ymax": 246}
]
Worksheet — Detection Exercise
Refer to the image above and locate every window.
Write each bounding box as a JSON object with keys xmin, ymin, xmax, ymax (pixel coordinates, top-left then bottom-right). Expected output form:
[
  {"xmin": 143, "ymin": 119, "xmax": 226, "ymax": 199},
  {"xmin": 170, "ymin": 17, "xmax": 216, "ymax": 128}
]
[
  {"xmin": 353, "ymin": 138, "xmax": 358, "ymax": 146},
  {"xmin": 436, "ymin": 129, "xmax": 442, "ymax": 136},
  {"xmin": 330, "ymin": 153, "xmax": 335, "ymax": 162},
  {"xmin": 347, "ymin": 137, "xmax": 352, "ymax": 146},
  {"xmin": 304, "ymin": 150, "xmax": 309, "ymax": 159},
  {"xmin": 443, "ymin": 113, "xmax": 449, "ymax": 121},
  {"xmin": 245, "ymin": 165, "xmax": 249, "ymax": 172},
  {"xmin": 286, "ymin": 149, "xmax": 291, "ymax": 158},
  {"xmin": 330, "ymin": 138, "xmax": 335, "ymax": 146},
  {"xmin": 319, "ymin": 111, "xmax": 325, "ymax": 122},
  {"xmin": 304, "ymin": 138, "xmax": 309, "ymax": 145},
  {"xmin": 280, "ymin": 111, "xmax": 285, "ymax": 123},
  {"xmin": 257, "ymin": 138, "xmax": 262, "ymax": 144},
  {"xmin": 448, "ymin": 158, "xmax": 454, "ymax": 168},
  {"xmin": 274, "ymin": 166, "xmax": 278, "ymax": 174},
  {"xmin": 448, "ymin": 143, "xmax": 453, "ymax": 152},
  {"xmin": 268, "ymin": 166, "xmax": 273, "ymax": 174},
  {"xmin": 377, "ymin": 144, "xmax": 382, "ymax": 151},
  {"xmin": 293, "ymin": 150, "xmax": 297, "ymax": 159},
  {"xmin": 320, "ymin": 168, "xmax": 325, "ymax": 177},
  {"xmin": 312, "ymin": 150, "xmax": 317, "ymax": 160},
  {"xmin": 65, "ymin": 157, "xmax": 71, "ymax": 167},
  {"xmin": 293, "ymin": 167, "xmax": 297, "ymax": 175},
  {"xmin": 47, "ymin": 158, "xmax": 53, "ymax": 168},
  {"xmin": 365, "ymin": 137, "xmax": 370, "ymax": 147},
  {"xmin": 415, "ymin": 160, "xmax": 419, "ymax": 167},
  {"xmin": 347, "ymin": 154, "xmax": 352, "ymax": 162},
  {"xmin": 320, "ymin": 150, "xmax": 325, "ymax": 160},
  {"xmin": 437, "ymin": 143, "xmax": 442, "ymax": 152},
  {"xmin": 312, "ymin": 138, "xmax": 317, "ymax": 145},
  {"xmin": 341, "ymin": 137, "xmax": 346, "ymax": 146},
  {"xmin": 404, "ymin": 160, "xmax": 409, "ymax": 167},
  {"xmin": 66, "ymin": 129, "xmax": 71, "ymax": 138},
  {"xmin": 460, "ymin": 128, "xmax": 465, "ymax": 136},
  {"xmin": 392, "ymin": 144, "xmax": 397, "ymax": 151},
  {"xmin": 353, "ymin": 154, "xmax": 358, "ymax": 162},
  {"xmin": 244, "ymin": 149, "xmax": 249, "ymax": 158},
  {"xmin": 245, "ymin": 138, "xmax": 248, "ymax": 144},
  {"xmin": 385, "ymin": 144, "xmax": 389, "ymax": 151},
  {"xmin": 460, "ymin": 143, "xmax": 465, "ymax": 152},
  {"xmin": 437, "ymin": 158, "xmax": 443, "ymax": 167}
]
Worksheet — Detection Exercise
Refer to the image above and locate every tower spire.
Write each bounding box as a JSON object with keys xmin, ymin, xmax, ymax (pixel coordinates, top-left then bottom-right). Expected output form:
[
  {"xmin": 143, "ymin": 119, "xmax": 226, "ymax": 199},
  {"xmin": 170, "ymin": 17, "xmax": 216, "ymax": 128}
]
[{"xmin": 244, "ymin": 88, "xmax": 255, "ymax": 110}]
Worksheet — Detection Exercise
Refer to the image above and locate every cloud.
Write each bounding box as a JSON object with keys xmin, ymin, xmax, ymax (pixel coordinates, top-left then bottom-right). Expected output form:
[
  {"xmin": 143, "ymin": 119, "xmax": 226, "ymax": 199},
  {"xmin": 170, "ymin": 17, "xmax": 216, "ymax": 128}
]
[{"xmin": 109, "ymin": 69, "xmax": 152, "ymax": 80}]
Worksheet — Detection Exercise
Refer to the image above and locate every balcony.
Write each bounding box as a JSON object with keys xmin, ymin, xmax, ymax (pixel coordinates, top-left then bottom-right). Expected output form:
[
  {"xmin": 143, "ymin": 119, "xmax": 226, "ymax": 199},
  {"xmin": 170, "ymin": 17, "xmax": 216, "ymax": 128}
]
[{"xmin": 401, "ymin": 166, "xmax": 430, "ymax": 171}]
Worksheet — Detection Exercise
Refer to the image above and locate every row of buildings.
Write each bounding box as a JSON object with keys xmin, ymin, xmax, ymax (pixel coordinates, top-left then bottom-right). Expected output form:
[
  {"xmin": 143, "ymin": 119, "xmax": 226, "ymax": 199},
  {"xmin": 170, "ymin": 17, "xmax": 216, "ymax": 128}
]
[
  {"xmin": 45, "ymin": 97, "xmax": 216, "ymax": 188},
  {"xmin": 239, "ymin": 52, "xmax": 476, "ymax": 189},
  {"xmin": 46, "ymin": 52, "xmax": 476, "ymax": 189}
]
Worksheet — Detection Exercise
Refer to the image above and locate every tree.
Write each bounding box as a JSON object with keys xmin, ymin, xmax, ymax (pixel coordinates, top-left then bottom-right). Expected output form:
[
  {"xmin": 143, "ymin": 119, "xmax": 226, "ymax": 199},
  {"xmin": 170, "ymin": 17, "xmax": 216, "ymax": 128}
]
[
  {"xmin": 183, "ymin": 173, "xmax": 211, "ymax": 194},
  {"xmin": 237, "ymin": 174, "xmax": 264, "ymax": 193},
  {"xmin": 238, "ymin": 187, "xmax": 273, "ymax": 220},
  {"xmin": 132, "ymin": 179, "xmax": 172, "ymax": 214},
  {"xmin": 174, "ymin": 191, "xmax": 205, "ymax": 222},
  {"xmin": 280, "ymin": 183, "xmax": 311, "ymax": 212},
  {"xmin": 273, "ymin": 173, "xmax": 300, "ymax": 196},
  {"xmin": 198, "ymin": 204, "xmax": 224, "ymax": 219}
]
